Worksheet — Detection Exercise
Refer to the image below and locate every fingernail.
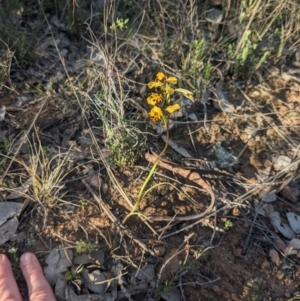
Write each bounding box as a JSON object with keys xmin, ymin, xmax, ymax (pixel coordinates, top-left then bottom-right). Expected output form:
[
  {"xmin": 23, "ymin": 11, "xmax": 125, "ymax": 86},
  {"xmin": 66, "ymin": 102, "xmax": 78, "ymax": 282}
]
[
  {"xmin": 0, "ymin": 254, "xmax": 5, "ymax": 263},
  {"xmin": 21, "ymin": 253, "xmax": 34, "ymax": 265}
]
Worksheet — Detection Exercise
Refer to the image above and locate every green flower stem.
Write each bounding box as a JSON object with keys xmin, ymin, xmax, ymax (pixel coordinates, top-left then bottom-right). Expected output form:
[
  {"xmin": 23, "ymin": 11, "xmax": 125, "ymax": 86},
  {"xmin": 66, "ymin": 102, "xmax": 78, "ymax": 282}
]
[{"xmin": 123, "ymin": 118, "xmax": 170, "ymax": 224}]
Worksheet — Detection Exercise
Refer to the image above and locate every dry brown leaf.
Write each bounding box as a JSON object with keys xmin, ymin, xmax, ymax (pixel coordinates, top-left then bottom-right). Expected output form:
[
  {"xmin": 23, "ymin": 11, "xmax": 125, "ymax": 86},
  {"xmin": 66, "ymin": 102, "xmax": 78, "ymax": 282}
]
[
  {"xmin": 269, "ymin": 212, "xmax": 295, "ymax": 239},
  {"xmin": 269, "ymin": 249, "xmax": 280, "ymax": 266},
  {"xmin": 82, "ymin": 269, "xmax": 108, "ymax": 294},
  {"xmin": 161, "ymin": 136, "xmax": 192, "ymax": 158},
  {"xmin": 280, "ymin": 186, "xmax": 300, "ymax": 202},
  {"xmin": 273, "ymin": 238, "xmax": 287, "ymax": 253},
  {"xmin": 87, "ymin": 174, "xmax": 103, "ymax": 190},
  {"xmin": 286, "ymin": 238, "xmax": 300, "ymax": 256},
  {"xmin": 286, "ymin": 212, "xmax": 300, "ymax": 234}
]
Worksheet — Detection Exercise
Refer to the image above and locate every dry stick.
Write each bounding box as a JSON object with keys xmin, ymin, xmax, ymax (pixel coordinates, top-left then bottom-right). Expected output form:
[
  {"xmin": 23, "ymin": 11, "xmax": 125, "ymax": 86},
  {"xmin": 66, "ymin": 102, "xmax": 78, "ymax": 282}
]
[
  {"xmin": 243, "ymin": 209, "xmax": 259, "ymax": 254},
  {"xmin": 145, "ymin": 152, "xmax": 215, "ymax": 222},
  {"xmin": 158, "ymin": 240, "xmax": 221, "ymax": 287},
  {"xmin": 88, "ymin": 222, "xmax": 112, "ymax": 249},
  {"xmin": 82, "ymin": 179, "xmax": 156, "ymax": 257},
  {"xmin": 161, "ymin": 161, "xmax": 295, "ymax": 239},
  {"xmin": 238, "ymin": 87, "xmax": 297, "ymax": 148}
]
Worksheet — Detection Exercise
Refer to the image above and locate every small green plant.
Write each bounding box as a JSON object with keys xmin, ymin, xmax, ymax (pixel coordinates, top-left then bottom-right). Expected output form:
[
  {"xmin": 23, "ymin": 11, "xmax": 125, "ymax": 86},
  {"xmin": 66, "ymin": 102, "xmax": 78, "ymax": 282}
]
[
  {"xmin": 249, "ymin": 282, "xmax": 264, "ymax": 301},
  {"xmin": 202, "ymin": 62, "xmax": 213, "ymax": 84},
  {"xmin": 239, "ymin": 0, "xmax": 257, "ymax": 23},
  {"xmin": 224, "ymin": 219, "xmax": 233, "ymax": 230},
  {"xmin": 0, "ymin": 133, "xmax": 72, "ymax": 207},
  {"xmin": 65, "ymin": 264, "xmax": 84, "ymax": 281},
  {"xmin": 179, "ymin": 247, "xmax": 206, "ymax": 270},
  {"xmin": 194, "ymin": 248, "xmax": 205, "ymax": 259},
  {"xmin": 110, "ymin": 18, "xmax": 129, "ymax": 31},
  {"xmin": 42, "ymin": 145, "xmax": 50, "ymax": 158},
  {"xmin": 161, "ymin": 280, "xmax": 175, "ymax": 294},
  {"xmin": 183, "ymin": 39, "xmax": 205, "ymax": 84},
  {"xmin": 92, "ymin": 88, "xmax": 146, "ymax": 168},
  {"xmin": 0, "ymin": 140, "xmax": 10, "ymax": 153},
  {"xmin": 0, "ymin": 1, "xmax": 39, "ymax": 63},
  {"xmin": 182, "ymin": 39, "xmax": 213, "ymax": 96},
  {"xmin": 65, "ymin": 264, "xmax": 84, "ymax": 293},
  {"xmin": 76, "ymin": 240, "xmax": 95, "ymax": 253},
  {"xmin": 230, "ymin": 0, "xmax": 290, "ymax": 77},
  {"xmin": 231, "ymin": 30, "xmax": 260, "ymax": 75},
  {"xmin": 179, "ymin": 258, "xmax": 199, "ymax": 270},
  {"xmin": 8, "ymin": 247, "xmax": 19, "ymax": 271},
  {"xmin": 106, "ymin": 126, "xmax": 146, "ymax": 167},
  {"xmin": 79, "ymin": 199, "xmax": 87, "ymax": 211}
]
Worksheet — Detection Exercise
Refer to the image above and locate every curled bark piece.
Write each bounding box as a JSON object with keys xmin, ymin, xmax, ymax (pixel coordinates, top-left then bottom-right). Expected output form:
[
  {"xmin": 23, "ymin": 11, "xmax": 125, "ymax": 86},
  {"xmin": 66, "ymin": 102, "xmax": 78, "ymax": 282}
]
[{"xmin": 145, "ymin": 152, "xmax": 215, "ymax": 221}]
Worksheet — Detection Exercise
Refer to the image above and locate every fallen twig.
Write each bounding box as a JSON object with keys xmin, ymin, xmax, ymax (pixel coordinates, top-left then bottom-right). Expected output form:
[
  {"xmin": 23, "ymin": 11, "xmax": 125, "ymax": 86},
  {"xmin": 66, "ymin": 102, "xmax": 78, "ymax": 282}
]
[
  {"xmin": 145, "ymin": 152, "xmax": 216, "ymax": 222},
  {"xmin": 82, "ymin": 179, "xmax": 156, "ymax": 256}
]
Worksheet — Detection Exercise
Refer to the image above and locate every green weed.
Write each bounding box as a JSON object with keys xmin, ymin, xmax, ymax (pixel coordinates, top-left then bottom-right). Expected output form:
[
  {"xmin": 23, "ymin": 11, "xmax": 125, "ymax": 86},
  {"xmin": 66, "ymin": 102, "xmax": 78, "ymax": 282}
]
[
  {"xmin": 75, "ymin": 240, "xmax": 96, "ymax": 253},
  {"xmin": 65, "ymin": 264, "xmax": 84, "ymax": 293},
  {"xmin": 229, "ymin": 0, "xmax": 300, "ymax": 76},
  {"xmin": 110, "ymin": 18, "xmax": 129, "ymax": 31},
  {"xmin": 224, "ymin": 219, "xmax": 233, "ymax": 230},
  {"xmin": 8, "ymin": 247, "xmax": 19, "ymax": 272},
  {"xmin": 0, "ymin": 140, "xmax": 11, "ymax": 154},
  {"xmin": 106, "ymin": 126, "xmax": 146, "ymax": 167},
  {"xmin": 202, "ymin": 62, "xmax": 213, "ymax": 84},
  {"xmin": 182, "ymin": 38, "xmax": 213, "ymax": 96},
  {"xmin": 65, "ymin": 264, "xmax": 84, "ymax": 281},
  {"xmin": 183, "ymin": 39, "xmax": 205, "ymax": 83},
  {"xmin": 160, "ymin": 280, "xmax": 175, "ymax": 295},
  {"xmin": 79, "ymin": 199, "xmax": 87, "ymax": 211},
  {"xmin": 92, "ymin": 91, "xmax": 146, "ymax": 168}
]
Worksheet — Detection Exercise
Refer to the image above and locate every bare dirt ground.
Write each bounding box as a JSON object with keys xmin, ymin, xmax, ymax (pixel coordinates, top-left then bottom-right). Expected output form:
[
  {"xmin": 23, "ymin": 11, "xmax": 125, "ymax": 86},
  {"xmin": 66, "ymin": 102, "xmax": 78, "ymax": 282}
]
[
  {"xmin": 1, "ymin": 77, "xmax": 300, "ymax": 300},
  {"xmin": 1, "ymin": 0, "xmax": 300, "ymax": 300}
]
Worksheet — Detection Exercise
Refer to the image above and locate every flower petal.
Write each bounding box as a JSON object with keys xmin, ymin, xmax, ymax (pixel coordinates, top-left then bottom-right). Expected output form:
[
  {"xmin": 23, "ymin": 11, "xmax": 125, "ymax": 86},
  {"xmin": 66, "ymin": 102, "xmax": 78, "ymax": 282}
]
[
  {"xmin": 166, "ymin": 103, "xmax": 180, "ymax": 113},
  {"xmin": 148, "ymin": 81, "xmax": 163, "ymax": 89},
  {"xmin": 149, "ymin": 106, "xmax": 163, "ymax": 122},
  {"xmin": 147, "ymin": 93, "xmax": 162, "ymax": 105},
  {"xmin": 165, "ymin": 85, "xmax": 174, "ymax": 96},
  {"xmin": 166, "ymin": 76, "xmax": 178, "ymax": 85},
  {"xmin": 156, "ymin": 72, "xmax": 167, "ymax": 82}
]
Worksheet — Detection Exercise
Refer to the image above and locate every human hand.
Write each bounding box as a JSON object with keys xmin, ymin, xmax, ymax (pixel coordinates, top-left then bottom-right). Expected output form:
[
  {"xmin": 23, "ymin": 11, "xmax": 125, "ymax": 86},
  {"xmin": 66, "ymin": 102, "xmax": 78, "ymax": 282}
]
[{"xmin": 0, "ymin": 252, "xmax": 56, "ymax": 301}]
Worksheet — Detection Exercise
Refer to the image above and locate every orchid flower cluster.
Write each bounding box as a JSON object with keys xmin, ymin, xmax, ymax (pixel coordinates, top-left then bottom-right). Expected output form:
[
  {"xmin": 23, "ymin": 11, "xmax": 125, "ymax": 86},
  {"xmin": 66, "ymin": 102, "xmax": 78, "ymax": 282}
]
[
  {"xmin": 147, "ymin": 72, "xmax": 194, "ymax": 122},
  {"xmin": 123, "ymin": 72, "xmax": 194, "ymax": 224}
]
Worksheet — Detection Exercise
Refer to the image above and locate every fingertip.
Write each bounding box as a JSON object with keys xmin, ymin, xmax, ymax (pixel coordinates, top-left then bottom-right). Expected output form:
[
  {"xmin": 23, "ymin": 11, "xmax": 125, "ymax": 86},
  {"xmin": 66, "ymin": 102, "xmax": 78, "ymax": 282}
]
[
  {"xmin": 21, "ymin": 252, "xmax": 56, "ymax": 301},
  {"xmin": 0, "ymin": 254, "xmax": 8, "ymax": 264},
  {"xmin": 20, "ymin": 252, "xmax": 35, "ymax": 265},
  {"xmin": 0, "ymin": 253, "xmax": 22, "ymax": 301}
]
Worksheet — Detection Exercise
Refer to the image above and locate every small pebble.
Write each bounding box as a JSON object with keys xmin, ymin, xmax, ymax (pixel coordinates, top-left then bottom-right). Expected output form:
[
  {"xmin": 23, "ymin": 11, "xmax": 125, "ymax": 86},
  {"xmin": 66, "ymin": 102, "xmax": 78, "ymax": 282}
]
[
  {"xmin": 153, "ymin": 246, "xmax": 166, "ymax": 257},
  {"xmin": 269, "ymin": 248, "xmax": 280, "ymax": 266}
]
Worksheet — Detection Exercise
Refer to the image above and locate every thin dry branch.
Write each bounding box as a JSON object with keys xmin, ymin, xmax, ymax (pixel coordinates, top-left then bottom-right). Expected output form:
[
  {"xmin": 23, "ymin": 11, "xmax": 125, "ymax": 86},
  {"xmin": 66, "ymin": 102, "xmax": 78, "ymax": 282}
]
[
  {"xmin": 82, "ymin": 179, "xmax": 156, "ymax": 256},
  {"xmin": 145, "ymin": 152, "xmax": 215, "ymax": 222}
]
